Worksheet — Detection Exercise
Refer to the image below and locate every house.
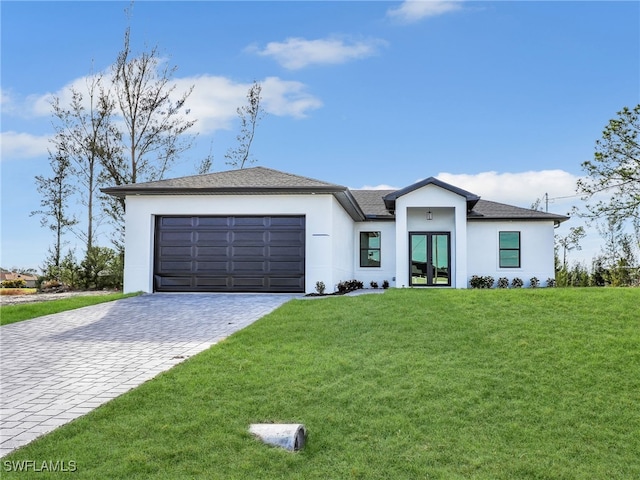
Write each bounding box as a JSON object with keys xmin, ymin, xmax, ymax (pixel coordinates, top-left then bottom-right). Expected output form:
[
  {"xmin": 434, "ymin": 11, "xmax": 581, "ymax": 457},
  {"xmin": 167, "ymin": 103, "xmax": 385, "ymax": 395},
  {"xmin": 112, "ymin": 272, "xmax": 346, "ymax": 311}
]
[
  {"xmin": 0, "ymin": 270, "xmax": 38, "ymax": 288},
  {"xmin": 102, "ymin": 167, "xmax": 568, "ymax": 294}
]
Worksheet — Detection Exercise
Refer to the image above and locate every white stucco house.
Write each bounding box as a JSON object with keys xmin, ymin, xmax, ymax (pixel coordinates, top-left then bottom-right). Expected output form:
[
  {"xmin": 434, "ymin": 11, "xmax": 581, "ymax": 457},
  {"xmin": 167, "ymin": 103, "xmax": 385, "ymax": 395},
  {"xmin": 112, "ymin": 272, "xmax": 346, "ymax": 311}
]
[{"xmin": 102, "ymin": 167, "xmax": 568, "ymax": 294}]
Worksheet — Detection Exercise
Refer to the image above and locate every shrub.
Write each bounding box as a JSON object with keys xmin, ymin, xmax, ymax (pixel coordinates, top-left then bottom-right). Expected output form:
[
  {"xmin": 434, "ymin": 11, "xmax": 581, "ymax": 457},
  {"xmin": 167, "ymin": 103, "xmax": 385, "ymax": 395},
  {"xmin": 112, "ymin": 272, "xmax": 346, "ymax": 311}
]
[
  {"xmin": 315, "ymin": 281, "xmax": 326, "ymax": 295},
  {"xmin": 382, "ymin": 280, "xmax": 390, "ymax": 289},
  {"xmin": 1, "ymin": 279, "xmax": 27, "ymax": 289},
  {"xmin": 546, "ymin": 277, "xmax": 556, "ymax": 287},
  {"xmin": 529, "ymin": 277, "xmax": 540, "ymax": 288},
  {"xmin": 470, "ymin": 275, "xmax": 495, "ymax": 289},
  {"xmin": 370, "ymin": 281, "xmax": 379, "ymax": 289},
  {"xmin": 337, "ymin": 279, "xmax": 364, "ymax": 294},
  {"xmin": 497, "ymin": 277, "xmax": 509, "ymax": 289},
  {"xmin": 511, "ymin": 277, "xmax": 524, "ymax": 288}
]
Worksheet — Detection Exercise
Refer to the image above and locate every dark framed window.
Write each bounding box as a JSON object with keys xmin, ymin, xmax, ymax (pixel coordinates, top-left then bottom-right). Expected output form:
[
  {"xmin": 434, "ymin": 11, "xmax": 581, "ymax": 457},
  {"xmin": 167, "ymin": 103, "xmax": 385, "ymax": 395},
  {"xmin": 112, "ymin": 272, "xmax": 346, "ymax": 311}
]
[
  {"xmin": 499, "ymin": 231, "xmax": 521, "ymax": 268},
  {"xmin": 360, "ymin": 232, "xmax": 381, "ymax": 267}
]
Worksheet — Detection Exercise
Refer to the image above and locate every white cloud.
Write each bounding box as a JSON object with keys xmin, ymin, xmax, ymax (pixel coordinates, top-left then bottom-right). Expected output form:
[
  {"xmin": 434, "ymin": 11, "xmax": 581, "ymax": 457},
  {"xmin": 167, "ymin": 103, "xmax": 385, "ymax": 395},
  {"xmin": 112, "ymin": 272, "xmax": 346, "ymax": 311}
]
[
  {"xmin": 387, "ymin": 1, "xmax": 463, "ymax": 24},
  {"xmin": 435, "ymin": 170, "xmax": 580, "ymax": 211},
  {"xmin": 0, "ymin": 131, "xmax": 50, "ymax": 161},
  {"xmin": 18, "ymin": 72, "xmax": 322, "ymax": 136},
  {"xmin": 260, "ymin": 77, "xmax": 323, "ymax": 118},
  {"xmin": 249, "ymin": 36, "xmax": 388, "ymax": 70},
  {"xmin": 176, "ymin": 75, "xmax": 323, "ymax": 134}
]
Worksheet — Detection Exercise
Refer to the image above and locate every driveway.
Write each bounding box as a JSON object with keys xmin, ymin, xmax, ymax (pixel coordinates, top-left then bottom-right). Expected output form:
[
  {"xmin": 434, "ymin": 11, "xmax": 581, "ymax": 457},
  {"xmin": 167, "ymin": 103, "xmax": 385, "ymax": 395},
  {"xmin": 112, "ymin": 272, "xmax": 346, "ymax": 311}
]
[{"xmin": 0, "ymin": 293, "xmax": 297, "ymax": 457}]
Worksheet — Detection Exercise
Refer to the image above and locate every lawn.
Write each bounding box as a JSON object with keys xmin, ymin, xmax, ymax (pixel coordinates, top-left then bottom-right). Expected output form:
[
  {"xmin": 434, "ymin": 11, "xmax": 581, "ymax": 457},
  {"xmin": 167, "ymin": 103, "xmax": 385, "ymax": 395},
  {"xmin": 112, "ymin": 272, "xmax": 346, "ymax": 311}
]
[
  {"xmin": 0, "ymin": 292, "xmax": 140, "ymax": 326},
  {"xmin": 2, "ymin": 288, "xmax": 638, "ymax": 479}
]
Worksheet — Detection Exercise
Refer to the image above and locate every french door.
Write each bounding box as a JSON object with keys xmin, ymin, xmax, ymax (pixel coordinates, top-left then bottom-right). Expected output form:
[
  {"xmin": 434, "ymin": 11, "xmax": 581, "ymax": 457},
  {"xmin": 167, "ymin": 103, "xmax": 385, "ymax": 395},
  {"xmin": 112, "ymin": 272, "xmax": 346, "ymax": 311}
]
[{"xmin": 410, "ymin": 232, "xmax": 451, "ymax": 287}]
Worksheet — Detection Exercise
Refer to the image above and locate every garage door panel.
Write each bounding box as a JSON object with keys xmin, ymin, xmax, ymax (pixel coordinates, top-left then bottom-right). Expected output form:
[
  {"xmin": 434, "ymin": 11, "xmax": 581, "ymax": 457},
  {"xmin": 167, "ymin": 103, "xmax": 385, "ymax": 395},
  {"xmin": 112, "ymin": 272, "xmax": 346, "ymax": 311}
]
[
  {"xmin": 159, "ymin": 245, "xmax": 193, "ymax": 257},
  {"xmin": 195, "ymin": 261, "xmax": 229, "ymax": 272},
  {"xmin": 269, "ymin": 246, "xmax": 304, "ymax": 257},
  {"xmin": 158, "ymin": 261, "xmax": 193, "ymax": 272},
  {"xmin": 269, "ymin": 261, "xmax": 304, "ymax": 272},
  {"xmin": 231, "ymin": 231, "xmax": 267, "ymax": 244},
  {"xmin": 160, "ymin": 217, "xmax": 196, "ymax": 227},
  {"xmin": 268, "ymin": 231, "xmax": 305, "ymax": 243},
  {"xmin": 234, "ymin": 217, "xmax": 271, "ymax": 227},
  {"xmin": 154, "ymin": 275, "xmax": 193, "ymax": 288},
  {"xmin": 231, "ymin": 245, "xmax": 267, "ymax": 257},
  {"xmin": 160, "ymin": 231, "xmax": 194, "ymax": 243},
  {"xmin": 270, "ymin": 217, "xmax": 304, "ymax": 227},
  {"xmin": 231, "ymin": 277, "xmax": 268, "ymax": 288},
  {"xmin": 194, "ymin": 277, "xmax": 229, "ymax": 288},
  {"xmin": 197, "ymin": 217, "xmax": 231, "ymax": 227},
  {"xmin": 195, "ymin": 246, "xmax": 229, "ymax": 256},
  {"xmin": 196, "ymin": 231, "xmax": 229, "ymax": 243},
  {"xmin": 154, "ymin": 215, "xmax": 305, "ymax": 293}
]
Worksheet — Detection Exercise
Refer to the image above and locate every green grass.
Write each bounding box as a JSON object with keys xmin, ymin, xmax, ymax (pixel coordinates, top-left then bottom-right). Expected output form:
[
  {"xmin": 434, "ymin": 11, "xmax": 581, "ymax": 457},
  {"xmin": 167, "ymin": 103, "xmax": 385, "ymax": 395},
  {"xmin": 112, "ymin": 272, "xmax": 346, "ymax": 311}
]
[
  {"xmin": 0, "ymin": 292, "xmax": 141, "ymax": 326},
  {"xmin": 2, "ymin": 289, "xmax": 639, "ymax": 479}
]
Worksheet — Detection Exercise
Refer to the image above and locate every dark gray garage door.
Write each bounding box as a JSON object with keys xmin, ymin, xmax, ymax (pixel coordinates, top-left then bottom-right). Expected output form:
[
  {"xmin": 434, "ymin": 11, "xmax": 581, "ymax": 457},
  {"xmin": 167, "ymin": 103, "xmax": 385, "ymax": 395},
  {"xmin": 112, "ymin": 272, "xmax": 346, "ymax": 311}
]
[{"xmin": 154, "ymin": 216, "xmax": 305, "ymax": 292}]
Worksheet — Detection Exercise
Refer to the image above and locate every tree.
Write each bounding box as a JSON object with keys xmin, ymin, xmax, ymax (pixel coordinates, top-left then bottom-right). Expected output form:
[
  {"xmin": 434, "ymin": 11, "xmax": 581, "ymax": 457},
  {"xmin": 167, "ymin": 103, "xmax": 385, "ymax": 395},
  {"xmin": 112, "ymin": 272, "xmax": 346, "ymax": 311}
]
[
  {"xmin": 577, "ymin": 104, "xmax": 640, "ymax": 238},
  {"xmin": 555, "ymin": 226, "xmax": 586, "ymax": 269},
  {"xmin": 50, "ymin": 72, "xmax": 120, "ymax": 252},
  {"xmin": 31, "ymin": 150, "xmax": 78, "ymax": 273},
  {"xmin": 225, "ymin": 82, "xmax": 265, "ymax": 169},
  {"xmin": 100, "ymin": 26, "xmax": 196, "ymax": 245}
]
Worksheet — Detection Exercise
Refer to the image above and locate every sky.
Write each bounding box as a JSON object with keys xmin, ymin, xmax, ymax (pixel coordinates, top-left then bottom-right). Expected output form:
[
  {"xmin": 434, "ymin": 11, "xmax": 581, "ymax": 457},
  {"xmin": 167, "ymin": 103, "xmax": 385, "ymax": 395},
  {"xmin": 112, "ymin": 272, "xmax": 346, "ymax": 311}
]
[{"xmin": 1, "ymin": 1, "xmax": 639, "ymax": 272}]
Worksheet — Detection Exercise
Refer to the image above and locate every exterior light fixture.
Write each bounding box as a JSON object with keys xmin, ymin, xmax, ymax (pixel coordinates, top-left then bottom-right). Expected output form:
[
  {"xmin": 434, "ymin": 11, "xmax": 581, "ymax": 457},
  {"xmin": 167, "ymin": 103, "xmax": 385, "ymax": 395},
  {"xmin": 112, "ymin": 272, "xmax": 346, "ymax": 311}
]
[{"xmin": 426, "ymin": 210, "xmax": 433, "ymax": 221}]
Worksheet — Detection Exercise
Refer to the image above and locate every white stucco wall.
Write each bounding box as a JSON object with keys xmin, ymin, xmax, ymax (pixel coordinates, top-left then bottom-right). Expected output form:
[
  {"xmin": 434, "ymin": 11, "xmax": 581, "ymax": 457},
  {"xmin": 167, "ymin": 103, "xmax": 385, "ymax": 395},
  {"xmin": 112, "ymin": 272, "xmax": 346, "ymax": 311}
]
[
  {"xmin": 353, "ymin": 221, "xmax": 396, "ymax": 288},
  {"xmin": 394, "ymin": 185, "xmax": 468, "ymax": 288},
  {"xmin": 122, "ymin": 193, "xmax": 354, "ymax": 294},
  {"xmin": 466, "ymin": 220, "xmax": 557, "ymax": 287}
]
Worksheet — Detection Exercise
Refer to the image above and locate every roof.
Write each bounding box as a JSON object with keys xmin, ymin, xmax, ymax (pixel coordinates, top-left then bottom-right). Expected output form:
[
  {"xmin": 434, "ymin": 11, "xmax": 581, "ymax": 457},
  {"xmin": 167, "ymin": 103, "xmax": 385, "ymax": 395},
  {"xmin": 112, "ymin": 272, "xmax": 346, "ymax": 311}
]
[
  {"xmin": 383, "ymin": 177, "xmax": 481, "ymax": 213},
  {"xmin": 350, "ymin": 190, "xmax": 396, "ymax": 219},
  {"xmin": 468, "ymin": 199, "xmax": 569, "ymax": 222},
  {"xmin": 101, "ymin": 166, "xmax": 344, "ymax": 195},
  {"xmin": 101, "ymin": 166, "xmax": 366, "ymax": 221},
  {"xmin": 102, "ymin": 167, "xmax": 569, "ymax": 224}
]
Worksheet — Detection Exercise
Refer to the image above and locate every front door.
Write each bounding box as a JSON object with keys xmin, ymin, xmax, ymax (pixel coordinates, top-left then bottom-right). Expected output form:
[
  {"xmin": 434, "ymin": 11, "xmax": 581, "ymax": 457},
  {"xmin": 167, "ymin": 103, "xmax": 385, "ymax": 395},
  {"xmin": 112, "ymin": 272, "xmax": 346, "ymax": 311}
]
[{"xmin": 410, "ymin": 232, "xmax": 451, "ymax": 287}]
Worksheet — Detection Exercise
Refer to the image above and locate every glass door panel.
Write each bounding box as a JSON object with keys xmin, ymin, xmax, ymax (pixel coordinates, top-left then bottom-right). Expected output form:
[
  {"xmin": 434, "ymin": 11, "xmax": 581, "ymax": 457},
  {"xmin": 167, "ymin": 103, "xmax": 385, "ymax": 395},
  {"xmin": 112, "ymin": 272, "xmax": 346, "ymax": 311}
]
[
  {"xmin": 410, "ymin": 233, "xmax": 450, "ymax": 286},
  {"xmin": 432, "ymin": 234, "xmax": 449, "ymax": 285},
  {"xmin": 411, "ymin": 234, "xmax": 428, "ymax": 285}
]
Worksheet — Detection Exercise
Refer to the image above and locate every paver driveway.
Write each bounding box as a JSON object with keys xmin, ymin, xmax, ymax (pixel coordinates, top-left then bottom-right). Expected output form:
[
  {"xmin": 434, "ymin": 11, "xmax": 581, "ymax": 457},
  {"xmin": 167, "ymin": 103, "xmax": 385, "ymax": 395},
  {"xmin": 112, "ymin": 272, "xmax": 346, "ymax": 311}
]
[{"xmin": 0, "ymin": 293, "xmax": 297, "ymax": 457}]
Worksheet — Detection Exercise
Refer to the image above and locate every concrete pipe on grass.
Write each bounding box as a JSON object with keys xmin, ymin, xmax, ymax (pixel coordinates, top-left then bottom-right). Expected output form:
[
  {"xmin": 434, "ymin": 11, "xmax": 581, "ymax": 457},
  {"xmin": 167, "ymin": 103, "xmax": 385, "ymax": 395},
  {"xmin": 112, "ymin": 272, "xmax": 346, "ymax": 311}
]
[{"xmin": 249, "ymin": 423, "xmax": 306, "ymax": 451}]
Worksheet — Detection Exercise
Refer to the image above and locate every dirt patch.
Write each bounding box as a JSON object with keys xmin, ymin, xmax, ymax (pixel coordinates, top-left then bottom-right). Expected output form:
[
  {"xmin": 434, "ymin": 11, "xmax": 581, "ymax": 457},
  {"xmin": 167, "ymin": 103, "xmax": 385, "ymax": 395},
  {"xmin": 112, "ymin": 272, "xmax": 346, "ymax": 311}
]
[{"xmin": 0, "ymin": 291, "xmax": 117, "ymax": 306}]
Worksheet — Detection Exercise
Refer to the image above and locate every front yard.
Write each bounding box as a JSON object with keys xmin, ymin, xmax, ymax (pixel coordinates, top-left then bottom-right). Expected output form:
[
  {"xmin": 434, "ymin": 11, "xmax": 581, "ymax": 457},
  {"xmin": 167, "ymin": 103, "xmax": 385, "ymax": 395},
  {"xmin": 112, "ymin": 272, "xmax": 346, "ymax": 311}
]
[{"xmin": 2, "ymin": 288, "xmax": 639, "ymax": 478}]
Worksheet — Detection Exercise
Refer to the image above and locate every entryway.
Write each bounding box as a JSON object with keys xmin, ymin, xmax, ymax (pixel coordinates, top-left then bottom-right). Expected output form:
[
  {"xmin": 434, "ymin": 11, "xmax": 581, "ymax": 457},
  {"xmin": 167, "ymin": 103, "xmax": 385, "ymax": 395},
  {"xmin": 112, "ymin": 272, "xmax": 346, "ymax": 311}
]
[{"xmin": 410, "ymin": 232, "xmax": 451, "ymax": 286}]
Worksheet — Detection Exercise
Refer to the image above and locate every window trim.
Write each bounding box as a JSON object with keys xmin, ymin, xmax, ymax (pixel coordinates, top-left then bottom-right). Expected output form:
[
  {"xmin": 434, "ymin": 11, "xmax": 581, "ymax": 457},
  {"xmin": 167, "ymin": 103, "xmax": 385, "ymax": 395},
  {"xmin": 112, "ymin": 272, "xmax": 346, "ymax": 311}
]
[
  {"xmin": 499, "ymin": 231, "xmax": 521, "ymax": 268},
  {"xmin": 359, "ymin": 231, "xmax": 381, "ymax": 268}
]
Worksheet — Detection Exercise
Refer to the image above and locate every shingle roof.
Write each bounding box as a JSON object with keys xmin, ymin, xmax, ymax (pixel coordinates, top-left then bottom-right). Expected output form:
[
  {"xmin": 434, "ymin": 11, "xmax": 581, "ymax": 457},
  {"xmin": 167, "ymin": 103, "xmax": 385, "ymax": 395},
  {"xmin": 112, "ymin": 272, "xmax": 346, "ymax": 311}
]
[
  {"xmin": 102, "ymin": 167, "xmax": 569, "ymax": 224},
  {"xmin": 101, "ymin": 167, "xmax": 366, "ymax": 221},
  {"xmin": 383, "ymin": 176, "xmax": 480, "ymax": 212},
  {"xmin": 351, "ymin": 191, "xmax": 568, "ymax": 223},
  {"xmin": 469, "ymin": 199, "xmax": 569, "ymax": 222},
  {"xmin": 350, "ymin": 190, "xmax": 396, "ymax": 219},
  {"xmin": 101, "ymin": 166, "xmax": 343, "ymax": 195}
]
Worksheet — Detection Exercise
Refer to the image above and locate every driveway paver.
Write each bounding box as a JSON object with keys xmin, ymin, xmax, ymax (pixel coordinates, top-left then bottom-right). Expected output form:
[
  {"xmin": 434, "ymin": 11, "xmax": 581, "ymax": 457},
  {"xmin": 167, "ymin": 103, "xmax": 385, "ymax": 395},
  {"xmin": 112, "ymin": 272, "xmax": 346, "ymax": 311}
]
[{"xmin": 0, "ymin": 293, "xmax": 297, "ymax": 457}]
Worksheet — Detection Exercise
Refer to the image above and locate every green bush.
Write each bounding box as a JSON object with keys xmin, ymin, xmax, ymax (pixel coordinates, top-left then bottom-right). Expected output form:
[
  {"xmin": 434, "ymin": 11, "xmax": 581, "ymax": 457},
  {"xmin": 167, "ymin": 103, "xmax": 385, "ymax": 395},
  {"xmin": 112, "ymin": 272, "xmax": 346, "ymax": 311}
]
[
  {"xmin": 470, "ymin": 275, "xmax": 495, "ymax": 289},
  {"xmin": 1, "ymin": 279, "xmax": 27, "ymax": 288}
]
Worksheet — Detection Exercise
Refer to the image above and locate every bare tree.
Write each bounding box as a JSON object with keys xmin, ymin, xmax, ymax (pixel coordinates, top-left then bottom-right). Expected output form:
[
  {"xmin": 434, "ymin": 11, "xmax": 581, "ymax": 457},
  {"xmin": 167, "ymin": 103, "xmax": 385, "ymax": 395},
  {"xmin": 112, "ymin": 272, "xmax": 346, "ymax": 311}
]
[
  {"xmin": 99, "ymin": 26, "xmax": 196, "ymax": 247},
  {"xmin": 50, "ymin": 72, "xmax": 120, "ymax": 252},
  {"xmin": 555, "ymin": 226, "xmax": 586, "ymax": 269},
  {"xmin": 225, "ymin": 81, "xmax": 264, "ymax": 169},
  {"xmin": 31, "ymin": 150, "xmax": 78, "ymax": 272}
]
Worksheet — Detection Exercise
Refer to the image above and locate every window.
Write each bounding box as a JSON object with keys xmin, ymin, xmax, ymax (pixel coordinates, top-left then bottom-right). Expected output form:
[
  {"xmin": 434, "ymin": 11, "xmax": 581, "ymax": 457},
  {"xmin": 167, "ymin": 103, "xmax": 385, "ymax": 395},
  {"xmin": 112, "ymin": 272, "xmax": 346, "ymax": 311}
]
[
  {"xmin": 499, "ymin": 231, "xmax": 521, "ymax": 268},
  {"xmin": 360, "ymin": 232, "xmax": 381, "ymax": 267}
]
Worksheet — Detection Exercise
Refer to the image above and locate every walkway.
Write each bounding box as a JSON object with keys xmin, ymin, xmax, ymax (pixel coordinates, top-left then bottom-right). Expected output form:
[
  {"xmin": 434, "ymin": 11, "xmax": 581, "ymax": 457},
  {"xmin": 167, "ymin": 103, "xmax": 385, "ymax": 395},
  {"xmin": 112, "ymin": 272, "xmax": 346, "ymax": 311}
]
[{"xmin": 0, "ymin": 293, "xmax": 296, "ymax": 457}]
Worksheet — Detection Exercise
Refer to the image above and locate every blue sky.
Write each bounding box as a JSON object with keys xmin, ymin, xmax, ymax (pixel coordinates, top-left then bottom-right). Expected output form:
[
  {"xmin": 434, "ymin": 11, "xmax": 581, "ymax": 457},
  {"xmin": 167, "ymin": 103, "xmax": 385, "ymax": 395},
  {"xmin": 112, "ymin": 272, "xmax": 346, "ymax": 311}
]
[{"xmin": 2, "ymin": 1, "xmax": 639, "ymax": 271}]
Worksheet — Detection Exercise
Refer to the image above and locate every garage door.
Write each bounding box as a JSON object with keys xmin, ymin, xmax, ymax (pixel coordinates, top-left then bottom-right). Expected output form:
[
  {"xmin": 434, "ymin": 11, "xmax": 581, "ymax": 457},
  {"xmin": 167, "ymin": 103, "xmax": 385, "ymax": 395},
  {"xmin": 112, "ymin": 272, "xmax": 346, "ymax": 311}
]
[{"xmin": 154, "ymin": 216, "xmax": 305, "ymax": 292}]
